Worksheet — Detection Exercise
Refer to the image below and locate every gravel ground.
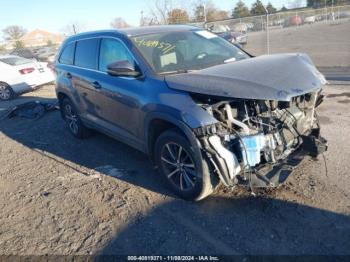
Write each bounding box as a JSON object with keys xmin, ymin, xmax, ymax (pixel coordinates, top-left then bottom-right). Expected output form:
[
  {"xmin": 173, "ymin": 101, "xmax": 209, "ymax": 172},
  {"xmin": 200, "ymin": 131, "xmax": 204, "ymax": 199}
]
[{"xmin": 0, "ymin": 84, "xmax": 349, "ymax": 256}]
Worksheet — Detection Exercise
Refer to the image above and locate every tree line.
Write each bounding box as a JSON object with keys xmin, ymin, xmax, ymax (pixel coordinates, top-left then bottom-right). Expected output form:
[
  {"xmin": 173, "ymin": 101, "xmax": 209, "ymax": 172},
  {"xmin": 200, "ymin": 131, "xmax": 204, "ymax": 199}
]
[
  {"xmin": 2, "ymin": 0, "xmax": 349, "ymax": 49},
  {"xmin": 139, "ymin": 0, "xmax": 281, "ymax": 26}
]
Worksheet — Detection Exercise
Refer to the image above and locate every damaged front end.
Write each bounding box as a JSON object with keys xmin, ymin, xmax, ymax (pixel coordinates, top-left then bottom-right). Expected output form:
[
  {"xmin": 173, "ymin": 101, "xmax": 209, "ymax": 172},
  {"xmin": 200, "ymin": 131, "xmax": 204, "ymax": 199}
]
[{"xmin": 192, "ymin": 91, "xmax": 327, "ymax": 189}]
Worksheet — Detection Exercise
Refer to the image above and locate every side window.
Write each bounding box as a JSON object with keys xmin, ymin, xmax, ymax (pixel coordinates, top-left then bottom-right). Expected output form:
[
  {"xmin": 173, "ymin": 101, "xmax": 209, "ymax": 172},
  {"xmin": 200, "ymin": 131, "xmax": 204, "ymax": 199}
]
[
  {"xmin": 99, "ymin": 38, "xmax": 134, "ymax": 72},
  {"xmin": 59, "ymin": 42, "xmax": 75, "ymax": 65},
  {"xmin": 74, "ymin": 39, "xmax": 99, "ymax": 69}
]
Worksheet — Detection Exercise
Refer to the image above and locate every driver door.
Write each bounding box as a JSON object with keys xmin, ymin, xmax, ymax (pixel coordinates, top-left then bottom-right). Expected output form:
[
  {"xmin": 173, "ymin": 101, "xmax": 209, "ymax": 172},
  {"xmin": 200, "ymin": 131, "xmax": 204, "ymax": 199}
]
[{"xmin": 93, "ymin": 38, "xmax": 144, "ymax": 144}]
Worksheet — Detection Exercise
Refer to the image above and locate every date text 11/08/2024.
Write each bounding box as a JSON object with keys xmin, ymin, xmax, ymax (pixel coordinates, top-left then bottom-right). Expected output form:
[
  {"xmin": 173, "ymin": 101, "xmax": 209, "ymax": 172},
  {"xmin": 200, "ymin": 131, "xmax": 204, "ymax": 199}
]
[{"xmin": 127, "ymin": 256, "xmax": 220, "ymax": 261}]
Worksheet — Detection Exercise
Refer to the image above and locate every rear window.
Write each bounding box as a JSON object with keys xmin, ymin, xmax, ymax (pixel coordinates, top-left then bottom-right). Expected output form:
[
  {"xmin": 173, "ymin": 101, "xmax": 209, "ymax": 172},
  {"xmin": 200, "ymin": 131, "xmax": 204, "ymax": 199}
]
[
  {"xmin": 74, "ymin": 39, "xmax": 99, "ymax": 69},
  {"xmin": 0, "ymin": 57, "xmax": 32, "ymax": 66},
  {"xmin": 59, "ymin": 42, "xmax": 75, "ymax": 65}
]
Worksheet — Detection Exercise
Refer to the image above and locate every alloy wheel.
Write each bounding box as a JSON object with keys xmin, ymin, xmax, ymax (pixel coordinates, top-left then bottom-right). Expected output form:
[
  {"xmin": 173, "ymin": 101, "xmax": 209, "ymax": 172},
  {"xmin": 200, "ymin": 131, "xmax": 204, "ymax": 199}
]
[
  {"xmin": 64, "ymin": 104, "xmax": 79, "ymax": 135},
  {"xmin": 0, "ymin": 85, "xmax": 11, "ymax": 100},
  {"xmin": 160, "ymin": 142, "xmax": 197, "ymax": 191}
]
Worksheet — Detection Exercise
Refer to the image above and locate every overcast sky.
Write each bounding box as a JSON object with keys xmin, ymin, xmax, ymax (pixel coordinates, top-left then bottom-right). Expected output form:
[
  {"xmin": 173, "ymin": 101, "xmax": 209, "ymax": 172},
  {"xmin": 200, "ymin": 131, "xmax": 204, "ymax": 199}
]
[{"xmin": 0, "ymin": 0, "xmax": 306, "ymax": 38}]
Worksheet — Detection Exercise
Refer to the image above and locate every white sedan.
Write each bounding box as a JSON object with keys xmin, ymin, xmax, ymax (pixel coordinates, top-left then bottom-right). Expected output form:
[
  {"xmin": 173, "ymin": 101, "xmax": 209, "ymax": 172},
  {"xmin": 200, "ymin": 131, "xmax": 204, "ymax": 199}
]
[{"xmin": 0, "ymin": 55, "xmax": 55, "ymax": 100}]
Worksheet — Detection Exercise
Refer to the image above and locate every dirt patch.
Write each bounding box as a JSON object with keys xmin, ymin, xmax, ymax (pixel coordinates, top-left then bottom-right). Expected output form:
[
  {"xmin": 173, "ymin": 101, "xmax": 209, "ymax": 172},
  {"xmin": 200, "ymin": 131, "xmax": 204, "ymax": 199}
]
[
  {"xmin": 0, "ymin": 84, "xmax": 349, "ymax": 255},
  {"xmin": 318, "ymin": 115, "xmax": 333, "ymax": 125}
]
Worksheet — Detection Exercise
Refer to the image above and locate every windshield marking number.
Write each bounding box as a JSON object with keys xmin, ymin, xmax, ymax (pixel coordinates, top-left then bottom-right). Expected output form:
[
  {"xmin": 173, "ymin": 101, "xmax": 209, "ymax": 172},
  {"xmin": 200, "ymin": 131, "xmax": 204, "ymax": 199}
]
[{"xmin": 134, "ymin": 37, "xmax": 175, "ymax": 54}]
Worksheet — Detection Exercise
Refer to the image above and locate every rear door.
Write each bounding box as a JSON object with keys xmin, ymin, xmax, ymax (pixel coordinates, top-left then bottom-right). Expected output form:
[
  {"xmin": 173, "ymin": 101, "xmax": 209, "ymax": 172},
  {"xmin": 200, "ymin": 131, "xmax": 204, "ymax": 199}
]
[{"xmin": 71, "ymin": 38, "xmax": 102, "ymax": 119}]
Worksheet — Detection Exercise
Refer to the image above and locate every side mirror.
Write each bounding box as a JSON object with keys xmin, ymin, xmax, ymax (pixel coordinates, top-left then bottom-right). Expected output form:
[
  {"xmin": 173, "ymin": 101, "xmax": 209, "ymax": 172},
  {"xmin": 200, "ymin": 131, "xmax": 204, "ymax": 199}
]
[{"xmin": 107, "ymin": 60, "xmax": 141, "ymax": 77}]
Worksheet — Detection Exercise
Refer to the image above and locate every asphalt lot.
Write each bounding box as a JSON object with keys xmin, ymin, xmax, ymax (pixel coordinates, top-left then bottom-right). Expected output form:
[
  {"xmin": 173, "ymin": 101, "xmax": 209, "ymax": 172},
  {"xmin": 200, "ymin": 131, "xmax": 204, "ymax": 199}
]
[{"xmin": 0, "ymin": 83, "xmax": 349, "ymax": 255}]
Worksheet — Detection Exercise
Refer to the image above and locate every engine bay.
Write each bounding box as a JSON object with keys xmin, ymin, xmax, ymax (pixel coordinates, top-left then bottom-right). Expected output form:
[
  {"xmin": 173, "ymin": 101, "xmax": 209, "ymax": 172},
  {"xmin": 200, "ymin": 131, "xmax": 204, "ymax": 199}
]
[{"xmin": 192, "ymin": 91, "xmax": 327, "ymax": 188}]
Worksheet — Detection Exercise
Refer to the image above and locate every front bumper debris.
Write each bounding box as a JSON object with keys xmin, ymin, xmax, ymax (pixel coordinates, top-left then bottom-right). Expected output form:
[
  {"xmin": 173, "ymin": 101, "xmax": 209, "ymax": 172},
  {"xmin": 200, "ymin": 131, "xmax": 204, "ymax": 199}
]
[{"xmin": 200, "ymin": 128, "xmax": 328, "ymax": 189}]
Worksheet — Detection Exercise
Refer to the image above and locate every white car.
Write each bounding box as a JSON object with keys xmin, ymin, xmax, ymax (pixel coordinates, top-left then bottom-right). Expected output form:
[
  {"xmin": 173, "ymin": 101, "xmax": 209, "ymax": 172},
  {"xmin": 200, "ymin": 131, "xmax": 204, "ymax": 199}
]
[
  {"xmin": 0, "ymin": 55, "xmax": 55, "ymax": 100},
  {"xmin": 304, "ymin": 16, "xmax": 316, "ymax": 24}
]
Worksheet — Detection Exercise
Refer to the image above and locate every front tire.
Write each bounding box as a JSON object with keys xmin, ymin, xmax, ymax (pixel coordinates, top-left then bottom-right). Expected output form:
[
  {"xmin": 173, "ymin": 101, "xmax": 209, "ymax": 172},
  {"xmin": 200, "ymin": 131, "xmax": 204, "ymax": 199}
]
[
  {"xmin": 61, "ymin": 98, "xmax": 91, "ymax": 139},
  {"xmin": 155, "ymin": 130, "xmax": 219, "ymax": 201},
  {"xmin": 0, "ymin": 83, "xmax": 14, "ymax": 101}
]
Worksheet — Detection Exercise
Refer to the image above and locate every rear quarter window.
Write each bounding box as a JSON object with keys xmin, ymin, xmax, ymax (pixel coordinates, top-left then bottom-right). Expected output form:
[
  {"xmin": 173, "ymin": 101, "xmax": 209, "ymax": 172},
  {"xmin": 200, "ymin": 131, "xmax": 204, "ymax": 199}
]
[
  {"xmin": 74, "ymin": 39, "xmax": 99, "ymax": 70},
  {"xmin": 59, "ymin": 42, "xmax": 75, "ymax": 65}
]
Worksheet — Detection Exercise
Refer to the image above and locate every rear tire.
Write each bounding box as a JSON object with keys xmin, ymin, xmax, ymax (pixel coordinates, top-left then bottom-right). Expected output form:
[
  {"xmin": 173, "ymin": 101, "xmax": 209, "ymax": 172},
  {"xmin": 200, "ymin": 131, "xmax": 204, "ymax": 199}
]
[
  {"xmin": 0, "ymin": 83, "xmax": 14, "ymax": 101},
  {"xmin": 61, "ymin": 98, "xmax": 91, "ymax": 139},
  {"xmin": 154, "ymin": 130, "xmax": 219, "ymax": 201}
]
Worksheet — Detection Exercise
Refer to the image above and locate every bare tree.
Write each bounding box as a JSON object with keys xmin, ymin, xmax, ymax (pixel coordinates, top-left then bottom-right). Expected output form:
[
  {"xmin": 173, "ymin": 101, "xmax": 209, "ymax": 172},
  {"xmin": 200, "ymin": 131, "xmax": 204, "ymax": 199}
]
[
  {"xmin": 148, "ymin": 0, "xmax": 172, "ymax": 24},
  {"xmin": 61, "ymin": 22, "xmax": 86, "ymax": 36},
  {"xmin": 110, "ymin": 17, "xmax": 130, "ymax": 29},
  {"xmin": 2, "ymin": 25, "xmax": 26, "ymax": 41},
  {"xmin": 192, "ymin": 0, "xmax": 228, "ymax": 22}
]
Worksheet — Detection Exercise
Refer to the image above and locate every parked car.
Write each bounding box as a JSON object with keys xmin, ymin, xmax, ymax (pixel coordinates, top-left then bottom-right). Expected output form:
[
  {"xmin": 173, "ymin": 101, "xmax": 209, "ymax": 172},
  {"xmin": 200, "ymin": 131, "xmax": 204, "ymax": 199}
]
[
  {"xmin": 232, "ymin": 23, "xmax": 248, "ymax": 33},
  {"xmin": 36, "ymin": 46, "xmax": 59, "ymax": 62},
  {"xmin": 0, "ymin": 55, "xmax": 55, "ymax": 100},
  {"xmin": 55, "ymin": 26, "xmax": 327, "ymax": 201},
  {"xmin": 10, "ymin": 48, "xmax": 38, "ymax": 60},
  {"xmin": 289, "ymin": 15, "xmax": 303, "ymax": 26},
  {"xmin": 304, "ymin": 16, "xmax": 316, "ymax": 24},
  {"xmin": 208, "ymin": 24, "xmax": 248, "ymax": 45}
]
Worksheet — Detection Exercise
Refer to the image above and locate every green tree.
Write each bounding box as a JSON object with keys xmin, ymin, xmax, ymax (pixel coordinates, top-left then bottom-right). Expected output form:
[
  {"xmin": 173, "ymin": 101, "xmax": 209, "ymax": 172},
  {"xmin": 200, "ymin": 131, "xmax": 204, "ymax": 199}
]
[
  {"xmin": 280, "ymin": 5, "xmax": 288, "ymax": 11},
  {"xmin": 250, "ymin": 0, "xmax": 266, "ymax": 16},
  {"xmin": 266, "ymin": 2, "xmax": 277, "ymax": 13},
  {"xmin": 167, "ymin": 8, "xmax": 190, "ymax": 24},
  {"xmin": 232, "ymin": 0, "xmax": 250, "ymax": 18}
]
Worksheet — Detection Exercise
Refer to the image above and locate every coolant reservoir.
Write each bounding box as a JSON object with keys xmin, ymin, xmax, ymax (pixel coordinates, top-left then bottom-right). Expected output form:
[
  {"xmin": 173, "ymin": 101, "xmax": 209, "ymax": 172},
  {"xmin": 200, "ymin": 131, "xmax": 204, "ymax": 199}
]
[{"xmin": 241, "ymin": 134, "xmax": 265, "ymax": 167}]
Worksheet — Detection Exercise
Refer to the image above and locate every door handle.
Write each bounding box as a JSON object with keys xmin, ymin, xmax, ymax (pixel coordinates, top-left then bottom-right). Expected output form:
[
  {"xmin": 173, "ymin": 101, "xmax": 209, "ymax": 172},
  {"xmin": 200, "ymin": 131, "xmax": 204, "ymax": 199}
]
[
  {"xmin": 92, "ymin": 81, "xmax": 102, "ymax": 89},
  {"xmin": 66, "ymin": 72, "xmax": 72, "ymax": 79}
]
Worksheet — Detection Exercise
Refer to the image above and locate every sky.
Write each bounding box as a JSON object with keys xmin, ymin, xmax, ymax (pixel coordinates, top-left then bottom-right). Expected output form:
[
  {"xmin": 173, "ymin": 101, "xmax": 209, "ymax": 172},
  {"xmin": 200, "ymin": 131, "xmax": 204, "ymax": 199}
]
[{"xmin": 0, "ymin": 0, "xmax": 306, "ymax": 38}]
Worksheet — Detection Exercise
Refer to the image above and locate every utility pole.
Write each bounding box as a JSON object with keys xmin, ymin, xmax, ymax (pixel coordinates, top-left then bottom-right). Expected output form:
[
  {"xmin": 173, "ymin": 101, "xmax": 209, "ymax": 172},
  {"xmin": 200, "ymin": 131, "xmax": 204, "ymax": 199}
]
[
  {"xmin": 263, "ymin": 5, "xmax": 270, "ymax": 55},
  {"xmin": 140, "ymin": 10, "xmax": 144, "ymax": 26},
  {"xmin": 325, "ymin": 0, "xmax": 328, "ymax": 23}
]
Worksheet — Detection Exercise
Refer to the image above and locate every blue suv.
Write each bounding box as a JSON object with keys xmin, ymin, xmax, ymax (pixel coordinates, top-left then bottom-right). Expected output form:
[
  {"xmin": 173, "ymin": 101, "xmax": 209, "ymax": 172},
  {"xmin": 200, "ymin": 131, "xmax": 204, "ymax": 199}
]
[{"xmin": 55, "ymin": 25, "xmax": 327, "ymax": 201}]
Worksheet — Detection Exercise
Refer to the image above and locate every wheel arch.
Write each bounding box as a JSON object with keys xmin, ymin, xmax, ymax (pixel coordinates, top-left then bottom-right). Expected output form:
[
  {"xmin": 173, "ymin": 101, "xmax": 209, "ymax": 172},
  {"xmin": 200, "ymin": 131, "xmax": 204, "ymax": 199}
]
[
  {"xmin": 145, "ymin": 113, "xmax": 203, "ymax": 167},
  {"xmin": 0, "ymin": 81, "xmax": 10, "ymax": 86},
  {"xmin": 56, "ymin": 91, "xmax": 79, "ymax": 119}
]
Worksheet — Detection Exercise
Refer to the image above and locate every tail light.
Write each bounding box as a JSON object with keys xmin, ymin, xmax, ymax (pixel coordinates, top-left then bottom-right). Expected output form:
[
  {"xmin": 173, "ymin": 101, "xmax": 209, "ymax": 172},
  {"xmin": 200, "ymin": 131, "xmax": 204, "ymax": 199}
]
[{"xmin": 19, "ymin": 67, "xmax": 35, "ymax": 74}]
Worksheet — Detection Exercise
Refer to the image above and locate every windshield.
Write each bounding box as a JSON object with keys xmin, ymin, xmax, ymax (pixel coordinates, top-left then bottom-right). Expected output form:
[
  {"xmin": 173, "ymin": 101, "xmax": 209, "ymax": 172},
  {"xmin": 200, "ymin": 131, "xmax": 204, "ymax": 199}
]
[
  {"xmin": 130, "ymin": 30, "xmax": 249, "ymax": 74},
  {"xmin": 0, "ymin": 56, "xmax": 32, "ymax": 66}
]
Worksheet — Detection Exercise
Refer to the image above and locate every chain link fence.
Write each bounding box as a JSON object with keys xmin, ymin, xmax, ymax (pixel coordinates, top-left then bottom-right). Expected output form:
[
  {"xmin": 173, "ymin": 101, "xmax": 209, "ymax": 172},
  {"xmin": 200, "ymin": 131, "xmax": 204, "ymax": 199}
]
[
  {"xmin": 203, "ymin": 5, "xmax": 350, "ymax": 69},
  {"xmin": 206, "ymin": 5, "xmax": 350, "ymax": 33}
]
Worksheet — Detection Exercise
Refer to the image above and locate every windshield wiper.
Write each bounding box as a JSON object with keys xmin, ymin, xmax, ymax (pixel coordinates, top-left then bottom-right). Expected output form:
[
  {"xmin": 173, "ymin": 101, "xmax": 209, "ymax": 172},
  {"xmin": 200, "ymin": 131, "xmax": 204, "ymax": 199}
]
[
  {"xmin": 224, "ymin": 57, "xmax": 237, "ymax": 63},
  {"xmin": 160, "ymin": 69, "xmax": 197, "ymax": 75}
]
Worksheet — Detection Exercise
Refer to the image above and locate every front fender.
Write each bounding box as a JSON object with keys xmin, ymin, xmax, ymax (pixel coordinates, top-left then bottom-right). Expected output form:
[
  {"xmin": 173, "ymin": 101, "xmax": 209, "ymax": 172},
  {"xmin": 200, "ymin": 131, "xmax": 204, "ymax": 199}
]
[{"xmin": 144, "ymin": 111, "xmax": 201, "ymax": 152}]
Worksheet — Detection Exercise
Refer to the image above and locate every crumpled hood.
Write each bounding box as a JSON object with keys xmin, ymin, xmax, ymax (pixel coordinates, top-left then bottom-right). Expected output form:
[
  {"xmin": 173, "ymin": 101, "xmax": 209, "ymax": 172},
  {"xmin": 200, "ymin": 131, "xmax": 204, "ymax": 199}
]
[{"xmin": 165, "ymin": 53, "xmax": 327, "ymax": 101}]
